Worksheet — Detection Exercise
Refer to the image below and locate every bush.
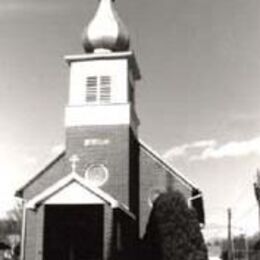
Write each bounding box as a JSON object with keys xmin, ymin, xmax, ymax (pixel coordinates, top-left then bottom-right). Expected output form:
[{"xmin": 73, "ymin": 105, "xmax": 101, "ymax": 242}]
[{"xmin": 142, "ymin": 191, "xmax": 208, "ymax": 260}]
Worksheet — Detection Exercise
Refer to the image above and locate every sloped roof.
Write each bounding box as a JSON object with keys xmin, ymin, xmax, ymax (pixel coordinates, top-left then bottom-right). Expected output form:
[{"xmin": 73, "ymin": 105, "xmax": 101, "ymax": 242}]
[
  {"xmin": 16, "ymin": 140, "xmax": 201, "ymax": 197},
  {"xmin": 139, "ymin": 140, "xmax": 200, "ymax": 190},
  {"xmin": 15, "ymin": 151, "xmax": 66, "ymax": 197},
  {"xmin": 26, "ymin": 172, "xmax": 135, "ymax": 219}
]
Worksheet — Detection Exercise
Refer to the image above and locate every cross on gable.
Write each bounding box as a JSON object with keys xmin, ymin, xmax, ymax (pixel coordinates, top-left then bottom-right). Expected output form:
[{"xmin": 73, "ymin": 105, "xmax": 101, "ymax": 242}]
[{"xmin": 69, "ymin": 154, "xmax": 80, "ymax": 173}]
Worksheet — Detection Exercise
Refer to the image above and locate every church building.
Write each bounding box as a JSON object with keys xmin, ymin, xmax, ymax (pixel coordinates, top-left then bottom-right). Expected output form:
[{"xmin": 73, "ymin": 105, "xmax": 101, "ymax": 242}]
[{"xmin": 16, "ymin": 0, "xmax": 205, "ymax": 260}]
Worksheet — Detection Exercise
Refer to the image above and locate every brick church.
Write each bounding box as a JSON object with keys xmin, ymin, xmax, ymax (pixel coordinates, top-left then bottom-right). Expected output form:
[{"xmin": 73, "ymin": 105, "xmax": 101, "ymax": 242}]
[{"xmin": 16, "ymin": 0, "xmax": 205, "ymax": 259}]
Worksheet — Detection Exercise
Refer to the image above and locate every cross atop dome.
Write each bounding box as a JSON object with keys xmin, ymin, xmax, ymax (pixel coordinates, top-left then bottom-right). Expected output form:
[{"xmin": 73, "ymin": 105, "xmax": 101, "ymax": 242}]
[{"xmin": 82, "ymin": 0, "xmax": 130, "ymax": 53}]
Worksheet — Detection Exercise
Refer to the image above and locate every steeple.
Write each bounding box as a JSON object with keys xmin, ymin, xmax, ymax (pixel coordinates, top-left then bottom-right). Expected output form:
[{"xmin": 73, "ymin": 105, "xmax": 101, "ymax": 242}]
[
  {"xmin": 82, "ymin": 0, "xmax": 130, "ymax": 53},
  {"xmin": 64, "ymin": 0, "xmax": 141, "ymax": 210}
]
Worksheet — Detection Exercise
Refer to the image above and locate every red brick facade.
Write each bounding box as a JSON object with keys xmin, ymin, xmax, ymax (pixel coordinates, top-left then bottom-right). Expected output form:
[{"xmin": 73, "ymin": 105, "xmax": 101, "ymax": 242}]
[{"xmin": 17, "ymin": 138, "xmax": 203, "ymax": 260}]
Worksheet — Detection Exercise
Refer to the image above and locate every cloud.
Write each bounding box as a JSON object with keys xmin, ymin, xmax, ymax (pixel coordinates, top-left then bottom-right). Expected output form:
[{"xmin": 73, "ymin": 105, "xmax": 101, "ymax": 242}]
[
  {"xmin": 191, "ymin": 136, "xmax": 260, "ymax": 161},
  {"xmin": 164, "ymin": 136, "xmax": 260, "ymax": 161},
  {"xmin": 192, "ymin": 140, "xmax": 217, "ymax": 148},
  {"xmin": 163, "ymin": 144, "xmax": 189, "ymax": 158},
  {"xmin": 163, "ymin": 139, "xmax": 216, "ymax": 159}
]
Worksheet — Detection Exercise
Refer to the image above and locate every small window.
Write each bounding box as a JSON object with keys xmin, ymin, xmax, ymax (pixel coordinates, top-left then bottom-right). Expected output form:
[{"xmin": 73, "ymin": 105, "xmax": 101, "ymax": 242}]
[{"xmin": 86, "ymin": 75, "xmax": 111, "ymax": 104}]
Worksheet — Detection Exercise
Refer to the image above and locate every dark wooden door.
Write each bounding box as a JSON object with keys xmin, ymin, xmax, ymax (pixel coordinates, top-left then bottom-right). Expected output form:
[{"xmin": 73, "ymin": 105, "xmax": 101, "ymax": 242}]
[{"xmin": 44, "ymin": 205, "xmax": 103, "ymax": 260}]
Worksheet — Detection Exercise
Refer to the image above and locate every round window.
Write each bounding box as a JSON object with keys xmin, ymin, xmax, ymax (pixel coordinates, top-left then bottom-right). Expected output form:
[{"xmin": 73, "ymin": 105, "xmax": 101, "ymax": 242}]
[{"xmin": 85, "ymin": 164, "xmax": 109, "ymax": 187}]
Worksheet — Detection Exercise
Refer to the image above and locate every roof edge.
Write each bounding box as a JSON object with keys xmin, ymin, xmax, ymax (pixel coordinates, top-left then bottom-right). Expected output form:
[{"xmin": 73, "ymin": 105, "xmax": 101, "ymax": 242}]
[
  {"xmin": 139, "ymin": 139, "xmax": 199, "ymax": 190},
  {"xmin": 15, "ymin": 150, "xmax": 66, "ymax": 198},
  {"xmin": 25, "ymin": 173, "xmax": 135, "ymax": 219}
]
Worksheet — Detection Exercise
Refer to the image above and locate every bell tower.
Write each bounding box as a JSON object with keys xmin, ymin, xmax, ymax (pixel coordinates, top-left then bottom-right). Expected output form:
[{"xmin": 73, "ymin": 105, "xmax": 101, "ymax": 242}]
[{"xmin": 65, "ymin": 0, "xmax": 141, "ymax": 216}]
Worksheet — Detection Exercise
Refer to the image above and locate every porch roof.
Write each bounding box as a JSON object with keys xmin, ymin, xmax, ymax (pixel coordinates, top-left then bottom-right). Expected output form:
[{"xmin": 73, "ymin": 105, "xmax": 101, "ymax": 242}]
[{"xmin": 26, "ymin": 173, "xmax": 135, "ymax": 219}]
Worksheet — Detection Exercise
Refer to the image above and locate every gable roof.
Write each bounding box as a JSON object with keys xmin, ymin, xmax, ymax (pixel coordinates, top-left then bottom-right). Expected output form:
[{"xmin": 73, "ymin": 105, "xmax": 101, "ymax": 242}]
[
  {"xmin": 16, "ymin": 140, "xmax": 201, "ymax": 197},
  {"xmin": 15, "ymin": 151, "xmax": 66, "ymax": 197},
  {"xmin": 26, "ymin": 172, "xmax": 135, "ymax": 219},
  {"xmin": 139, "ymin": 140, "xmax": 200, "ymax": 190}
]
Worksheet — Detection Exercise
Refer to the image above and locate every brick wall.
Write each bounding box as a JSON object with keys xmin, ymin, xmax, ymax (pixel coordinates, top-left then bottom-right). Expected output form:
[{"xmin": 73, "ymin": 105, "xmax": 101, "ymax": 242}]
[
  {"xmin": 24, "ymin": 206, "xmax": 44, "ymax": 260},
  {"xmin": 23, "ymin": 154, "xmax": 66, "ymax": 200},
  {"xmin": 66, "ymin": 125, "xmax": 133, "ymax": 207},
  {"xmin": 139, "ymin": 145, "xmax": 193, "ymax": 237}
]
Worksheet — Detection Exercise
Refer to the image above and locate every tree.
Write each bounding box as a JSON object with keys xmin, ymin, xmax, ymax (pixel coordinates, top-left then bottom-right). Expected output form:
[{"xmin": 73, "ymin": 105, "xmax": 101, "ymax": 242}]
[
  {"xmin": 5, "ymin": 200, "xmax": 22, "ymax": 235},
  {"xmin": 142, "ymin": 190, "xmax": 208, "ymax": 260}
]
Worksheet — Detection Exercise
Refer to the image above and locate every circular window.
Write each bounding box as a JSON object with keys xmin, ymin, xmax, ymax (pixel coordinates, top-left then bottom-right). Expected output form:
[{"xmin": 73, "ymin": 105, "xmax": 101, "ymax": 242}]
[{"xmin": 85, "ymin": 164, "xmax": 109, "ymax": 187}]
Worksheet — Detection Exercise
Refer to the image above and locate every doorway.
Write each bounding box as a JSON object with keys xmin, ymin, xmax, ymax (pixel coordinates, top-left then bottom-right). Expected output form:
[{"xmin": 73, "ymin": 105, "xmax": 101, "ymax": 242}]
[{"xmin": 44, "ymin": 204, "xmax": 104, "ymax": 260}]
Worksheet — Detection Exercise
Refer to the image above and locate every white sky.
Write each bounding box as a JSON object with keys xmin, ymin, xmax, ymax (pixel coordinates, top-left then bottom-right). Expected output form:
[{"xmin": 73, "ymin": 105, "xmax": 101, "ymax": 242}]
[{"xmin": 1, "ymin": 0, "xmax": 260, "ymax": 237}]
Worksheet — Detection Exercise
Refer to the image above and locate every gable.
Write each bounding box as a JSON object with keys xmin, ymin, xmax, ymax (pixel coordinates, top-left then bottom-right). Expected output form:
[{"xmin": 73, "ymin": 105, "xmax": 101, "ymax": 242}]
[
  {"xmin": 25, "ymin": 172, "xmax": 136, "ymax": 219},
  {"xmin": 16, "ymin": 151, "xmax": 66, "ymax": 200},
  {"xmin": 139, "ymin": 140, "xmax": 198, "ymax": 192},
  {"xmin": 26, "ymin": 173, "xmax": 113, "ymax": 209},
  {"xmin": 45, "ymin": 182, "xmax": 105, "ymax": 205},
  {"xmin": 138, "ymin": 140, "xmax": 204, "ymax": 235}
]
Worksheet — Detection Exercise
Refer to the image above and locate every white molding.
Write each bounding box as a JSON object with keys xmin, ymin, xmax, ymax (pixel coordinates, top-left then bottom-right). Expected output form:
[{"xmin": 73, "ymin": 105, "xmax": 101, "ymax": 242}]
[
  {"xmin": 65, "ymin": 104, "xmax": 135, "ymax": 126},
  {"xmin": 26, "ymin": 173, "xmax": 116, "ymax": 209},
  {"xmin": 20, "ymin": 200, "xmax": 26, "ymax": 260},
  {"xmin": 25, "ymin": 173, "xmax": 135, "ymax": 219},
  {"xmin": 45, "ymin": 182, "xmax": 105, "ymax": 205},
  {"xmin": 64, "ymin": 51, "xmax": 141, "ymax": 81},
  {"xmin": 65, "ymin": 51, "xmax": 134, "ymax": 63}
]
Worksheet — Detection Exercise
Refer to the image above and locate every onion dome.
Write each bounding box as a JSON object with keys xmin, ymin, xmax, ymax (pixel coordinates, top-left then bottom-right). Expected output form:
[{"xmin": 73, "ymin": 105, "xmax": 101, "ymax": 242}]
[{"xmin": 82, "ymin": 0, "xmax": 130, "ymax": 53}]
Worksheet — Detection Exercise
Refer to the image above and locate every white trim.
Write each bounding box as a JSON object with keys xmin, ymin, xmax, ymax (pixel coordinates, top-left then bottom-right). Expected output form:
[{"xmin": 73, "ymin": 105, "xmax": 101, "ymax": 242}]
[
  {"xmin": 65, "ymin": 51, "xmax": 134, "ymax": 63},
  {"xmin": 65, "ymin": 104, "xmax": 133, "ymax": 127},
  {"xmin": 20, "ymin": 200, "xmax": 26, "ymax": 260},
  {"xmin": 64, "ymin": 51, "xmax": 141, "ymax": 81},
  {"xmin": 26, "ymin": 173, "xmax": 117, "ymax": 209},
  {"xmin": 26, "ymin": 173, "xmax": 135, "ymax": 219},
  {"xmin": 139, "ymin": 139, "xmax": 199, "ymax": 190},
  {"xmin": 45, "ymin": 182, "xmax": 105, "ymax": 205},
  {"xmin": 187, "ymin": 193, "xmax": 203, "ymax": 208}
]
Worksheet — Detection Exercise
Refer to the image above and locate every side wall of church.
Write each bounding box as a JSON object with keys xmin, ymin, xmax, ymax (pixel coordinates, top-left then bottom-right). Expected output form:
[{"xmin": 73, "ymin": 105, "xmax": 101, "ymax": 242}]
[{"xmin": 139, "ymin": 145, "xmax": 193, "ymax": 236}]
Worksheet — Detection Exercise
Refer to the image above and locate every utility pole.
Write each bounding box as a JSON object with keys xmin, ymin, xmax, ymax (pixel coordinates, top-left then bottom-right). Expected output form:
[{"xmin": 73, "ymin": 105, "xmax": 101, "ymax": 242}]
[
  {"xmin": 254, "ymin": 169, "xmax": 260, "ymax": 231},
  {"xmin": 228, "ymin": 208, "xmax": 233, "ymax": 260},
  {"xmin": 244, "ymin": 235, "xmax": 249, "ymax": 260}
]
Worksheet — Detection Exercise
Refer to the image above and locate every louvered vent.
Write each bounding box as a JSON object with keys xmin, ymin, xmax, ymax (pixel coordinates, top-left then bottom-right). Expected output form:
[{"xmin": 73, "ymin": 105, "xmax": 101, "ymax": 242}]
[
  {"xmin": 100, "ymin": 76, "xmax": 111, "ymax": 103},
  {"xmin": 86, "ymin": 76, "xmax": 111, "ymax": 104},
  {"xmin": 86, "ymin": 76, "xmax": 98, "ymax": 103}
]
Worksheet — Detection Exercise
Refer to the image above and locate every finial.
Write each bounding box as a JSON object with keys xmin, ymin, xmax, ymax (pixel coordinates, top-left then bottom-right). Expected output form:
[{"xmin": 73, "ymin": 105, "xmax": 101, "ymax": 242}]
[
  {"xmin": 82, "ymin": 0, "xmax": 130, "ymax": 53},
  {"xmin": 69, "ymin": 154, "xmax": 80, "ymax": 174}
]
